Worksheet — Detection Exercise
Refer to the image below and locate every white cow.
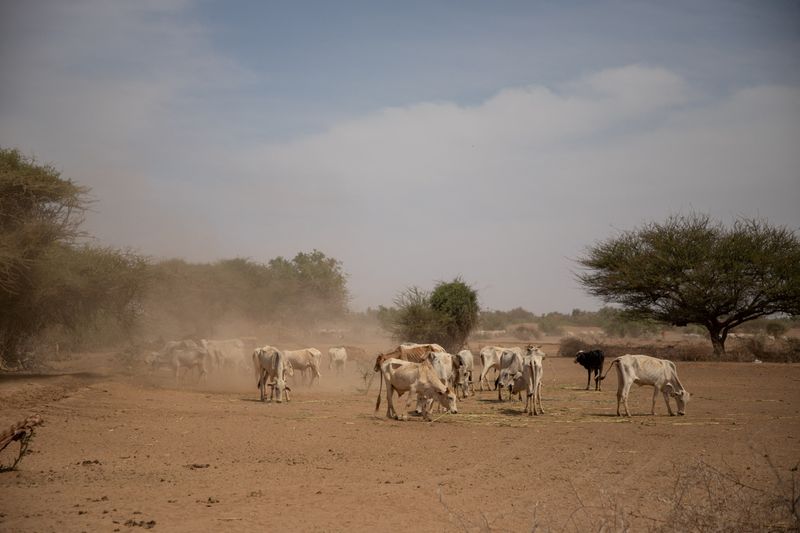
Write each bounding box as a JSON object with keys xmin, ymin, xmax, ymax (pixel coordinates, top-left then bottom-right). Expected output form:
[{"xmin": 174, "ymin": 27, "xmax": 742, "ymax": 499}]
[
  {"xmin": 454, "ymin": 350, "xmax": 474, "ymax": 399},
  {"xmin": 285, "ymin": 348, "xmax": 322, "ymax": 386},
  {"xmin": 598, "ymin": 354, "xmax": 690, "ymax": 416},
  {"xmin": 496, "ymin": 348, "xmax": 524, "ymax": 401},
  {"xmin": 147, "ymin": 346, "xmax": 210, "ymax": 385},
  {"xmin": 252, "ymin": 346, "xmax": 294, "ymax": 402},
  {"xmin": 498, "ymin": 353, "xmax": 544, "ymax": 415},
  {"xmin": 201, "ymin": 338, "xmax": 248, "ymax": 374},
  {"xmin": 328, "ymin": 347, "xmax": 348, "ymax": 375},
  {"xmin": 422, "ymin": 351, "xmax": 457, "ymax": 413},
  {"xmin": 427, "ymin": 351, "xmax": 456, "ymax": 388},
  {"xmin": 478, "ymin": 346, "xmax": 505, "ymax": 390},
  {"xmin": 374, "ymin": 358, "xmax": 457, "ymax": 421}
]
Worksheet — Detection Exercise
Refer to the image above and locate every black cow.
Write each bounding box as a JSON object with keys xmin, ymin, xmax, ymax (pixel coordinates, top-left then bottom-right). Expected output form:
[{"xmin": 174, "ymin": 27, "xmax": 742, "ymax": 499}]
[{"xmin": 574, "ymin": 349, "xmax": 605, "ymax": 390}]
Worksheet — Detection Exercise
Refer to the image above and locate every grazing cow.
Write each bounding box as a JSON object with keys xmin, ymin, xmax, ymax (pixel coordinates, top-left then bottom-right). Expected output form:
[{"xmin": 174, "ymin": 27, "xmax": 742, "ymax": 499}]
[
  {"xmin": 328, "ymin": 347, "xmax": 348, "ymax": 375},
  {"xmin": 373, "ymin": 343, "xmax": 446, "ymax": 372},
  {"xmin": 252, "ymin": 346, "xmax": 294, "ymax": 402},
  {"xmin": 374, "ymin": 358, "xmax": 457, "ymax": 421},
  {"xmin": 422, "ymin": 351, "xmax": 457, "ymax": 413},
  {"xmin": 454, "ymin": 350, "xmax": 475, "ymax": 399},
  {"xmin": 201, "ymin": 338, "xmax": 248, "ymax": 374},
  {"xmin": 427, "ymin": 351, "xmax": 456, "ymax": 388},
  {"xmin": 498, "ymin": 354, "xmax": 544, "ymax": 415},
  {"xmin": 598, "ymin": 354, "xmax": 690, "ymax": 416},
  {"xmin": 478, "ymin": 346, "xmax": 506, "ymax": 390},
  {"xmin": 574, "ymin": 349, "xmax": 605, "ymax": 390},
  {"xmin": 147, "ymin": 346, "xmax": 210, "ymax": 385},
  {"xmin": 496, "ymin": 348, "xmax": 524, "ymax": 401},
  {"xmin": 285, "ymin": 348, "xmax": 323, "ymax": 386}
]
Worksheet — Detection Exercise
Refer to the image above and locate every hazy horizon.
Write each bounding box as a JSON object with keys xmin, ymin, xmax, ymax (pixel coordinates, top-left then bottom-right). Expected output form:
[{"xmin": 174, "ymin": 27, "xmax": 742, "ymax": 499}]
[{"xmin": 2, "ymin": 1, "xmax": 798, "ymax": 313}]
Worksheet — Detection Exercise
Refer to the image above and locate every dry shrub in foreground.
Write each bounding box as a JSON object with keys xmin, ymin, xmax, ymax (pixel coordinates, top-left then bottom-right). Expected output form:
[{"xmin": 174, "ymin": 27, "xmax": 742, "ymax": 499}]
[
  {"xmin": 655, "ymin": 458, "xmax": 799, "ymax": 533},
  {"xmin": 438, "ymin": 457, "xmax": 798, "ymax": 533}
]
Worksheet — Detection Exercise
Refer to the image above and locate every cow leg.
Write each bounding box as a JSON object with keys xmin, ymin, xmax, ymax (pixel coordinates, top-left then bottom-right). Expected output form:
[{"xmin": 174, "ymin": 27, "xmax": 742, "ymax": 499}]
[
  {"xmin": 620, "ymin": 382, "xmax": 633, "ymax": 417},
  {"xmin": 662, "ymin": 389, "xmax": 675, "ymax": 416},
  {"xmin": 586, "ymin": 369, "xmax": 591, "ymax": 390},
  {"xmin": 594, "ymin": 369, "xmax": 601, "ymax": 391},
  {"xmin": 534, "ymin": 383, "xmax": 544, "ymax": 415},
  {"xmin": 401, "ymin": 388, "xmax": 417, "ymax": 421},
  {"xmin": 651, "ymin": 386, "xmax": 659, "ymax": 415},
  {"xmin": 386, "ymin": 384, "xmax": 396, "ymax": 419}
]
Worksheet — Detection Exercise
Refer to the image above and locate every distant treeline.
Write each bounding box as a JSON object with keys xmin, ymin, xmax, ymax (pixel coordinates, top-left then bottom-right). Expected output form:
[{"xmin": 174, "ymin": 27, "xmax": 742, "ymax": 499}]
[
  {"xmin": 474, "ymin": 307, "xmax": 795, "ymax": 340},
  {"xmin": 0, "ymin": 147, "xmax": 349, "ymax": 367}
]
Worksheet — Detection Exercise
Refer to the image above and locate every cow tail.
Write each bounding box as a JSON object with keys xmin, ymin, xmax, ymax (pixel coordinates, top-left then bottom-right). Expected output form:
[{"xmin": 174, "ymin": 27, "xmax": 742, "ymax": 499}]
[
  {"xmin": 597, "ymin": 358, "xmax": 619, "ymax": 381},
  {"xmin": 375, "ymin": 369, "xmax": 383, "ymax": 413}
]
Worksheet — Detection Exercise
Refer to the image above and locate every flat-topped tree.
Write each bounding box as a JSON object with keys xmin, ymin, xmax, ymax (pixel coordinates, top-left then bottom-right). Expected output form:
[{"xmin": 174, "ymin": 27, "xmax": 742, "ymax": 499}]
[{"xmin": 577, "ymin": 213, "xmax": 800, "ymax": 357}]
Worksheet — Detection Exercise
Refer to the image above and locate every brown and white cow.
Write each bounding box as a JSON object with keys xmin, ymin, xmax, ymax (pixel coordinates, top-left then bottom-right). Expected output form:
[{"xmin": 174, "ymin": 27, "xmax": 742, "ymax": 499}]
[
  {"xmin": 598, "ymin": 354, "xmax": 690, "ymax": 416},
  {"xmin": 372, "ymin": 343, "xmax": 446, "ymax": 372},
  {"xmin": 374, "ymin": 358, "xmax": 457, "ymax": 421}
]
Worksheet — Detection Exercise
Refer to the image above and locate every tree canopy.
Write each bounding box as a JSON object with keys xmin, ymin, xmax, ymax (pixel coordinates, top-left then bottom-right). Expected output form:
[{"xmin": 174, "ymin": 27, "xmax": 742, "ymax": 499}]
[
  {"xmin": 380, "ymin": 278, "xmax": 479, "ymax": 352},
  {"xmin": 0, "ymin": 148, "xmax": 148, "ymax": 366},
  {"xmin": 145, "ymin": 251, "xmax": 349, "ymax": 338},
  {"xmin": 577, "ymin": 213, "xmax": 800, "ymax": 356}
]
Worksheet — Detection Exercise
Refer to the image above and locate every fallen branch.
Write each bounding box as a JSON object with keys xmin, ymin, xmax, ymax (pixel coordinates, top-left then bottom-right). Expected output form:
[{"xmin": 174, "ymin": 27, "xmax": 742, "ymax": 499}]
[{"xmin": 0, "ymin": 414, "xmax": 43, "ymax": 471}]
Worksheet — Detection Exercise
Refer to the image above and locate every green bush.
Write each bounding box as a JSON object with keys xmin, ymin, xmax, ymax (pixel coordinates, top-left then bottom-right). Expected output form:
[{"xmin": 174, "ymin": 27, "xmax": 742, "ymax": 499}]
[{"xmin": 382, "ymin": 279, "xmax": 479, "ymax": 352}]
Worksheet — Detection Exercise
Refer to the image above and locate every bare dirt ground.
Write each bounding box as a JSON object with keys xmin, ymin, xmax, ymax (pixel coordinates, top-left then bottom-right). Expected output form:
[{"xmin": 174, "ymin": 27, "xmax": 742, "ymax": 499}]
[{"xmin": 1, "ymin": 341, "xmax": 799, "ymax": 532}]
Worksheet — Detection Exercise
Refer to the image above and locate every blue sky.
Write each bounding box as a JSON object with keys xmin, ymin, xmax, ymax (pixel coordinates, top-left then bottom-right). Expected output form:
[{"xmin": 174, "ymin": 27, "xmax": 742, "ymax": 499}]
[{"xmin": 1, "ymin": 1, "xmax": 799, "ymax": 312}]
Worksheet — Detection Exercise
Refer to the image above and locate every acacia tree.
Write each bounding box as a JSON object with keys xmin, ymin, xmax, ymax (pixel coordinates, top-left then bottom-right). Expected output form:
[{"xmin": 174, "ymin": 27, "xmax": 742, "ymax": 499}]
[{"xmin": 577, "ymin": 214, "xmax": 800, "ymax": 356}]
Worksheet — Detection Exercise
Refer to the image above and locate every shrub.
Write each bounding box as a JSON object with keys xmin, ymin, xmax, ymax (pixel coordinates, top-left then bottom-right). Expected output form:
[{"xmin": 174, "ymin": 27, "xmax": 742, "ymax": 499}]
[{"xmin": 511, "ymin": 324, "xmax": 541, "ymax": 340}]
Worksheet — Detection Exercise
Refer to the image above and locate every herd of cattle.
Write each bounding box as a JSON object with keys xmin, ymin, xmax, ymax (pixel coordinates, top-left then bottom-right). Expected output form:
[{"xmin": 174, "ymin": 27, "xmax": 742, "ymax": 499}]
[{"xmin": 146, "ymin": 340, "xmax": 690, "ymax": 421}]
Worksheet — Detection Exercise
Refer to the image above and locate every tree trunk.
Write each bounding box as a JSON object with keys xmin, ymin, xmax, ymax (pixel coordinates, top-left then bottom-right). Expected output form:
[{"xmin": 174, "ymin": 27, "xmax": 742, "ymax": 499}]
[{"xmin": 707, "ymin": 326, "xmax": 727, "ymax": 358}]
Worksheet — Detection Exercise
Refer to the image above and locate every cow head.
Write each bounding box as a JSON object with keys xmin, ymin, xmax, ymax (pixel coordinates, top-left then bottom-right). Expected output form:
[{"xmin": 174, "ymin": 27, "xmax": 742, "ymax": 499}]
[
  {"xmin": 144, "ymin": 351, "xmax": 159, "ymax": 369},
  {"xmin": 373, "ymin": 354, "xmax": 385, "ymax": 373},
  {"xmin": 454, "ymin": 358, "xmax": 468, "ymax": 387},
  {"xmin": 272, "ymin": 376, "xmax": 286, "ymax": 403},
  {"xmin": 497, "ymin": 367, "xmax": 522, "ymax": 390},
  {"xmin": 665, "ymin": 383, "xmax": 690, "ymax": 415},
  {"xmin": 574, "ymin": 350, "xmax": 585, "ymax": 364},
  {"xmin": 434, "ymin": 386, "xmax": 458, "ymax": 414}
]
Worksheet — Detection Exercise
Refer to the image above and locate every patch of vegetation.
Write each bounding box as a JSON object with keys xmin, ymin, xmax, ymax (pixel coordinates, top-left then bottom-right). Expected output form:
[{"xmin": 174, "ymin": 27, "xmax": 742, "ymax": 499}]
[
  {"xmin": 379, "ymin": 278, "xmax": 479, "ymax": 353},
  {"xmin": 578, "ymin": 212, "xmax": 800, "ymax": 356}
]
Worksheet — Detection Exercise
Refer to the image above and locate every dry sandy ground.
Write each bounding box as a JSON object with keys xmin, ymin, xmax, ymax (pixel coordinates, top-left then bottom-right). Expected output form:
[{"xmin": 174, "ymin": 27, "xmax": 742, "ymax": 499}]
[{"xmin": 1, "ymin": 348, "xmax": 798, "ymax": 532}]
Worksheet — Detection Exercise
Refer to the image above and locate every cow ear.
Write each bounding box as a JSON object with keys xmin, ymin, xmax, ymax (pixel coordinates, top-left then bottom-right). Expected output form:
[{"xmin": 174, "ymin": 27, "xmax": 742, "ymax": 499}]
[{"xmin": 664, "ymin": 383, "xmax": 677, "ymax": 397}]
